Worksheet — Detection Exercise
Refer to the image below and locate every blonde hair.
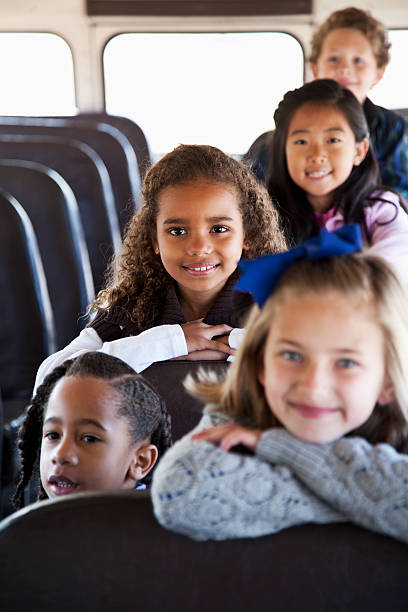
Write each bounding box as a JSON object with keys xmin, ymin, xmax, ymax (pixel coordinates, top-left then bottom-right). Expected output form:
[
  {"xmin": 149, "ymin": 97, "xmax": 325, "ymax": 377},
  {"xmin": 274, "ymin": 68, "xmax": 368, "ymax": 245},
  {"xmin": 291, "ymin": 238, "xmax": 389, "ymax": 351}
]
[
  {"xmin": 188, "ymin": 253, "xmax": 408, "ymax": 451},
  {"xmin": 310, "ymin": 7, "xmax": 391, "ymax": 69}
]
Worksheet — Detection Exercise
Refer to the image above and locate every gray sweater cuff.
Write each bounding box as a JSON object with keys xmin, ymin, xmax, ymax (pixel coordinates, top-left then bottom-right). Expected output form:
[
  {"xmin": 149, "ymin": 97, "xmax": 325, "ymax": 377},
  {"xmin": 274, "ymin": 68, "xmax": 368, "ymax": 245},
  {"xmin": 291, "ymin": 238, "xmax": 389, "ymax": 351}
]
[{"xmin": 257, "ymin": 429, "xmax": 333, "ymax": 480}]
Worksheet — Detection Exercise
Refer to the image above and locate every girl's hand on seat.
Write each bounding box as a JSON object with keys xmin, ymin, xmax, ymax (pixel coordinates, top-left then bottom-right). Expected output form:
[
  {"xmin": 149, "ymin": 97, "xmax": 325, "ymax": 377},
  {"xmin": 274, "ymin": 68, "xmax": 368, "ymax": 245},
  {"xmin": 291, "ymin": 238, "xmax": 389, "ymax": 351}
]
[
  {"xmin": 192, "ymin": 423, "xmax": 262, "ymax": 452},
  {"xmin": 181, "ymin": 320, "xmax": 234, "ymax": 357}
]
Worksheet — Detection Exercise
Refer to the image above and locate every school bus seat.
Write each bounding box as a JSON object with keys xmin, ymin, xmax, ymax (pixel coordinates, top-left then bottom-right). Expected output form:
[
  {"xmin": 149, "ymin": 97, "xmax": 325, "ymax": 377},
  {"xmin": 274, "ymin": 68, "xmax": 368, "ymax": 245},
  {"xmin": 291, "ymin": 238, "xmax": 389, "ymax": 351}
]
[
  {"xmin": 0, "ymin": 134, "xmax": 120, "ymax": 292},
  {"xmin": 0, "ymin": 187, "xmax": 55, "ymax": 405},
  {"xmin": 142, "ymin": 360, "xmax": 229, "ymax": 441},
  {"xmin": 75, "ymin": 112, "xmax": 152, "ymax": 182},
  {"xmin": 0, "ymin": 159, "xmax": 94, "ymax": 349},
  {"xmin": 1, "ymin": 489, "xmax": 407, "ymax": 611},
  {"xmin": 0, "ymin": 118, "xmax": 141, "ymax": 233}
]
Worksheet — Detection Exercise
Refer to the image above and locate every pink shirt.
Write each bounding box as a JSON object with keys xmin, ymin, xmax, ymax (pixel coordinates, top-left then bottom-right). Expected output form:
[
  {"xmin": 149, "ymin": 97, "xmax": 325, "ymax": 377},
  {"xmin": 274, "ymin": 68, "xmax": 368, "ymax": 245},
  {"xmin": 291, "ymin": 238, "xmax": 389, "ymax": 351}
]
[{"xmin": 317, "ymin": 191, "xmax": 408, "ymax": 283}]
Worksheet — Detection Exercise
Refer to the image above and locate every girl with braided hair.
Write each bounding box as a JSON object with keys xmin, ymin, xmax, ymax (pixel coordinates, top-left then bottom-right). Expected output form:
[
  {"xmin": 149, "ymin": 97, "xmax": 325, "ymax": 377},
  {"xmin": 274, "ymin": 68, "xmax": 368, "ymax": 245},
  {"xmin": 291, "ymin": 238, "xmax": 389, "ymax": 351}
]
[
  {"xmin": 34, "ymin": 143, "xmax": 286, "ymax": 391},
  {"xmin": 13, "ymin": 352, "xmax": 171, "ymax": 509}
]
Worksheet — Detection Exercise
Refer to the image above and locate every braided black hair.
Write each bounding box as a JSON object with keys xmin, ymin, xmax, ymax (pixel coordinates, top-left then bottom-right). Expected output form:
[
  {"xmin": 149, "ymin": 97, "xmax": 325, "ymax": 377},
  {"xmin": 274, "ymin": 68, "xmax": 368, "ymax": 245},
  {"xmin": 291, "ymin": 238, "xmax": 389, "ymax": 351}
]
[
  {"xmin": 110, "ymin": 376, "xmax": 172, "ymax": 487},
  {"xmin": 13, "ymin": 362, "xmax": 72, "ymax": 509},
  {"xmin": 13, "ymin": 352, "xmax": 171, "ymax": 509}
]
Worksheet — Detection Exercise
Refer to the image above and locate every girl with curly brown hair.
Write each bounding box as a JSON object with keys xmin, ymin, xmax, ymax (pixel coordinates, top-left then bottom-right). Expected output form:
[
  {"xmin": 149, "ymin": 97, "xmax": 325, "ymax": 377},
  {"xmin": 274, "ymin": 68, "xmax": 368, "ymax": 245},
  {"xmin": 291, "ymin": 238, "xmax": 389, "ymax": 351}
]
[{"xmin": 35, "ymin": 144, "xmax": 286, "ymax": 390}]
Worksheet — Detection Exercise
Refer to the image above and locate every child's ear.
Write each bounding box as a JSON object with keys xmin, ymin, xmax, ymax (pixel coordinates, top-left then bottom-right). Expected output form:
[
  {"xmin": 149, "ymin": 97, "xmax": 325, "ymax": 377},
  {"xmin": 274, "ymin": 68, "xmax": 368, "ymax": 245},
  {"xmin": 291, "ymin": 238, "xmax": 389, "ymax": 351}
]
[
  {"xmin": 151, "ymin": 234, "xmax": 160, "ymax": 255},
  {"xmin": 310, "ymin": 63, "xmax": 319, "ymax": 79},
  {"xmin": 354, "ymin": 137, "xmax": 369, "ymax": 166},
  {"xmin": 242, "ymin": 239, "xmax": 250, "ymax": 252},
  {"xmin": 123, "ymin": 444, "xmax": 159, "ymax": 489},
  {"xmin": 377, "ymin": 375, "xmax": 395, "ymax": 406},
  {"xmin": 371, "ymin": 66, "xmax": 386, "ymax": 90},
  {"xmin": 257, "ymin": 359, "xmax": 265, "ymax": 387}
]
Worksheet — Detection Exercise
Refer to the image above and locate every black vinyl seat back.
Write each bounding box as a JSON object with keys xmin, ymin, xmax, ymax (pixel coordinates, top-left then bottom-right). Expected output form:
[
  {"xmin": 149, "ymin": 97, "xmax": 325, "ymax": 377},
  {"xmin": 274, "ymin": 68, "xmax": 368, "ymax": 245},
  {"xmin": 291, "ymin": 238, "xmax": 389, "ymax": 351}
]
[
  {"xmin": 0, "ymin": 392, "xmax": 3, "ymax": 491},
  {"xmin": 0, "ymin": 188, "xmax": 55, "ymax": 400},
  {"xmin": 0, "ymin": 135, "xmax": 121, "ymax": 292},
  {"xmin": 142, "ymin": 360, "xmax": 229, "ymax": 441},
  {"xmin": 73, "ymin": 112, "xmax": 152, "ymax": 182},
  {"xmin": 0, "ymin": 391, "xmax": 14, "ymax": 520},
  {"xmin": 1, "ymin": 491, "xmax": 407, "ymax": 611},
  {"xmin": 0, "ymin": 119, "xmax": 141, "ymax": 232},
  {"xmin": 0, "ymin": 160, "xmax": 94, "ymax": 348}
]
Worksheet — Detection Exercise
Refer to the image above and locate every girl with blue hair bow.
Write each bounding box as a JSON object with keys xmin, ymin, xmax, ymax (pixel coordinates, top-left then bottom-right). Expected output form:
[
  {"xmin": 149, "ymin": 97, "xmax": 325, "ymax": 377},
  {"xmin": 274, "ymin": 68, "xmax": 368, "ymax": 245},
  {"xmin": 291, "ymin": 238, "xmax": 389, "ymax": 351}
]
[{"xmin": 152, "ymin": 226, "xmax": 408, "ymax": 543}]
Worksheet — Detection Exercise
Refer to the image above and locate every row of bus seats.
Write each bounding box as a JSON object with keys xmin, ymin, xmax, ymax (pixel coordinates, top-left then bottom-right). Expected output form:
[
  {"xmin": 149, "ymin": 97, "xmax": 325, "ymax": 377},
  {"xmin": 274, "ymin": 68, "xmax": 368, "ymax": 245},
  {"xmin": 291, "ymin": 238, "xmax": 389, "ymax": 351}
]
[
  {"xmin": 0, "ymin": 113, "xmax": 151, "ymax": 516},
  {"xmin": 0, "ymin": 113, "xmax": 151, "ymax": 419}
]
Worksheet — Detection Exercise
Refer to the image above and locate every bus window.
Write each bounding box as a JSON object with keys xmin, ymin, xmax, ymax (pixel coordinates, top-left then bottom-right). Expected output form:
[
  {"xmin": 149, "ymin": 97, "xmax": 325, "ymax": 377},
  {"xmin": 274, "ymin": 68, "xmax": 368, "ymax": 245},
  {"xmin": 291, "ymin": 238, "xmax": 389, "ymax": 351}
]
[
  {"xmin": 103, "ymin": 32, "xmax": 304, "ymax": 158},
  {"xmin": 0, "ymin": 33, "xmax": 76, "ymax": 116},
  {"xmin": 370, "ymin": 29, "xmax": 408, "ymax": 110}
]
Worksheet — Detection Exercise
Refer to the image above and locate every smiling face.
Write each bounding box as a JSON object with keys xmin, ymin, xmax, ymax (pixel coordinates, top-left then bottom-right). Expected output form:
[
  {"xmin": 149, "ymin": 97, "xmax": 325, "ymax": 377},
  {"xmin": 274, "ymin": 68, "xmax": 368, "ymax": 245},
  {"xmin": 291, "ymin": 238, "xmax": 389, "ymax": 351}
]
[
  {"xmin": 285, "ymin": 102, "xmax": 368, "ymax": 212},
  {"xmin": 258, "ymin": 289, "xmax": 393, "ymax": 443},
  {"xmin": 40, "ymin": 376, "xmax": 142, "ymax": 498},
  {"xmin": 152, "ymin": 180, "xmax": 248, "ymax": 314},
  {"xmin": 311, "ymin": 28, "xmax": 384, "ymax": 104}
]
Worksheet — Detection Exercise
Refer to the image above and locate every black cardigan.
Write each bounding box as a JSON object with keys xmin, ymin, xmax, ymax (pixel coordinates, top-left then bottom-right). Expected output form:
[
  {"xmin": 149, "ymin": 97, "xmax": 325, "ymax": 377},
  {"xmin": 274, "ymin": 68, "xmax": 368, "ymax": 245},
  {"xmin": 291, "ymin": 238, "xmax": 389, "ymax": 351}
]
[{"xmin": 88, "ymin": 269, "xmax": 254, "ymax": 342}]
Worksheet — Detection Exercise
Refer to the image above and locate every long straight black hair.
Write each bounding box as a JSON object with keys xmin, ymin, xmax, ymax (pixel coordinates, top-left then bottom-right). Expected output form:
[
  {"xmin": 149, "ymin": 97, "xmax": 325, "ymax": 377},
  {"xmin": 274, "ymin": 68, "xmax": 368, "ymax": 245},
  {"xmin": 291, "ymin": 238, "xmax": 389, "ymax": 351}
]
[{"xmin": 267, "ymin": 79, "xmax": 404, "ymax": 245}]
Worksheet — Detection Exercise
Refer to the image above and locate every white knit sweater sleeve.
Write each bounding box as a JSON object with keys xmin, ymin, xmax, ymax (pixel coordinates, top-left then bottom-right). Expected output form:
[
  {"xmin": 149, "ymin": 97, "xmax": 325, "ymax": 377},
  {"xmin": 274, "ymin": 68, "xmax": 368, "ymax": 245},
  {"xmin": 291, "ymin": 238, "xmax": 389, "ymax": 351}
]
[
  {"xmin": 151, "ymin": 413, "xmax": 344, "ymax": 541},
  {"xmin": 257, "ymin": 429, "xmax": 408, "ymax": 544}
]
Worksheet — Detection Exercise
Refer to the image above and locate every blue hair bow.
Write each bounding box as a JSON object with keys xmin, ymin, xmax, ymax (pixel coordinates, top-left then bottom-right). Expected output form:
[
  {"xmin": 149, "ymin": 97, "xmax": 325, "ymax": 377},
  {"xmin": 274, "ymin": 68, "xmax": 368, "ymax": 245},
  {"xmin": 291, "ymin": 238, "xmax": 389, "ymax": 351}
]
[{"xmin": 237, "ymin": 224, "xmax": 363, "ymax": 307}]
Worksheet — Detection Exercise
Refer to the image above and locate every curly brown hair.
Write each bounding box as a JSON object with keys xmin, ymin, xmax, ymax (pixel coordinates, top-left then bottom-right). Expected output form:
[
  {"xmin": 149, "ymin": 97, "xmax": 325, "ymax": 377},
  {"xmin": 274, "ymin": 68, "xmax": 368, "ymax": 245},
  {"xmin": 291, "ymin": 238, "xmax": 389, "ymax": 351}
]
[
  {"xmin": 310, "ymin": 7, "xmax": 391, "ymax": 69},
  {"xmin": 93, "ymin": 144, "xmax": 286, "ymax": 332}
]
